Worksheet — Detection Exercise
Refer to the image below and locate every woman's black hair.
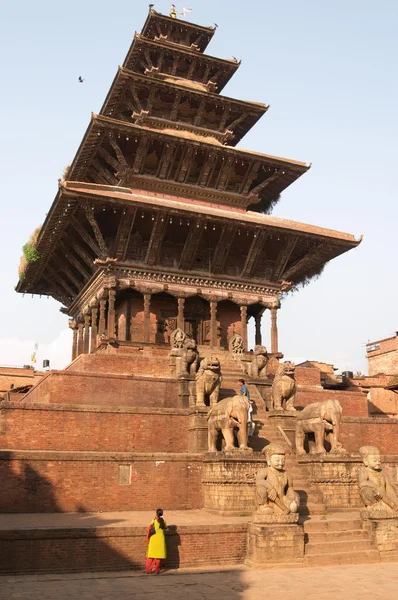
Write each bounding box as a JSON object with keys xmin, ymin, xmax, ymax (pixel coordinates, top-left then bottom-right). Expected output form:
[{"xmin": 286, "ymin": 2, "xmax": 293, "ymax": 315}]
[{"xmin": 156, "ymin": 508, "xmax": 163, "ymax": 517}]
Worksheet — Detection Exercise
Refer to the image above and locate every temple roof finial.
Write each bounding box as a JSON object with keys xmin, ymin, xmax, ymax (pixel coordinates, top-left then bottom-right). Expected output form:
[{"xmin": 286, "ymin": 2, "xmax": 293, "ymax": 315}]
[{"xmin": 170, "ymin": 4, "xmax": 177, "ymax": 18}]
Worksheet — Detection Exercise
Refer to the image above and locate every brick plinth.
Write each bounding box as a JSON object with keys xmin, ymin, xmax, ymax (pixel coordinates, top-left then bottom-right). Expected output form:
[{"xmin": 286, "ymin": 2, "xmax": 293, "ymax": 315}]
[
  {"xmin": 246, "ymin": 518, "xmax": 304, "ymax": 565},
  {"xmin": 202, "ymin": 454, "xmax": 263, "ymax": 514},
  {"xmin": 361, "ymin": 514, "xmax": 398, "ymax": 561},
  {"xmin": 22, "ymin": 371, "xmax": 179, "ymax": 408},
  {"xmin": 298, "ymin": 454, "xmax": 398, "ymax": 510},
  {"xmin": 0, "ymin": 523, "xmax": 248, "ymax": 574},
  {"xmin": 0, "ymin": 403, "xmax": 189, "ymax": 453},
  {"xmin": 0, "ymin": 451, "xmax": 203, "ymax": 513}
]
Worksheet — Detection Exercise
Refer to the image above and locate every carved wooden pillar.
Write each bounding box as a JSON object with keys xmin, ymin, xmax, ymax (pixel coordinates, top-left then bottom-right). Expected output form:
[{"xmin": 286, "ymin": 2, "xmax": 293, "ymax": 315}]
[
  {"xmin": 270, "ymin": 307, "xmax": 279, "ymax": 354},
  {"xmin": 255, "ymin": 314, "xmax": 262, "ymax": 346},
  {"xmin": 143, "ymin": 293, "xmax": 151, "ymax": 343},
  {"xmin": 210, "ymin": 300, "xmax": 218, "ymax": 347},
  {"xmin": 83, "ymin": 312, "xmax": 91, "ymax": 354},
  {"xmin": 69, "ymin": 320, "xmax": 78, "ymax": 362},
  {"xmin": 98, "ymin": 298, "xmax": 107, "ymax": 335},
  {"xmin": 90, "ymin": 305, "xmax": 98, "ymax": 352},
  {"xmin": 177, "ymin": 297, "xmax": 185, "ymax": 331},
  {"xmin": 77, "ymin": 321, "xmax": 84, "ymax": 357},
  {"xmin": 107, "ymin": 289, "xmax": 116, "ymax": 338},
  {"xmin": 240, "ymin": 305, "xmax": 248, "ymax": 351}
]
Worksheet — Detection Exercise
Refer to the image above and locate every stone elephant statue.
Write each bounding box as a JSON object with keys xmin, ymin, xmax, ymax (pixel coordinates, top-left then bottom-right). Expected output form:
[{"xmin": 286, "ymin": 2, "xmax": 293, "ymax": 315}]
[
  {"xmin": 295, "ymin": 399, "xmax": 345, "ymax": 455},
  {"xmin": 195, "ymin": 356, "xmax": 222, "ymax": 406},
  {"xmin": 207, "ymin": 395, "xmax": 252, "ymax": 452}
]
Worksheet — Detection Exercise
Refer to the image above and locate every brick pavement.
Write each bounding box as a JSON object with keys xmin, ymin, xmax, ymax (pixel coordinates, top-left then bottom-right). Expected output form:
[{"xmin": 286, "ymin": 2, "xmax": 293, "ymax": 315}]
[{"xmin": 1, "ymin": 563, "xmax": 398, "ymax": 600}]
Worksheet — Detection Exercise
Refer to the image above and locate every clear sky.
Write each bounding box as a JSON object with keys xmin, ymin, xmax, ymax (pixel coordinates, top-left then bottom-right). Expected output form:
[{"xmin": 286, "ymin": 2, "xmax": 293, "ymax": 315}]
[{"xmin": 0, "ymin": 0, "xmax": 396, "ymax": 373}]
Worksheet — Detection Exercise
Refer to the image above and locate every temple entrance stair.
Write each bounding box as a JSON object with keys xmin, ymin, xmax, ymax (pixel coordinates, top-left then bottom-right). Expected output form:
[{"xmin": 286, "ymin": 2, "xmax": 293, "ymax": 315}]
[{"xmin": 302, "ymin": 512, "xmax": 379, "ymax": 565}]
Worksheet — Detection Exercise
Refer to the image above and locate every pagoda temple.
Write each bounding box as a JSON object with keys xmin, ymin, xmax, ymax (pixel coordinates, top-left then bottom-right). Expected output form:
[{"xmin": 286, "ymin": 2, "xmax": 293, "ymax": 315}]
[{"xmin": 16, "ymin": 7, "xmax": 360, "ymax": 359}]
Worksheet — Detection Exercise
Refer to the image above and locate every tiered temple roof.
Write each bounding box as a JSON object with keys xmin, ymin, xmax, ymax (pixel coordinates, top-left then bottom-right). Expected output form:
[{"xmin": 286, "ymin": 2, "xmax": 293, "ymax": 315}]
[{"xmin": 16, "ymin": 8, "xmax": 361, "ymax": 315}]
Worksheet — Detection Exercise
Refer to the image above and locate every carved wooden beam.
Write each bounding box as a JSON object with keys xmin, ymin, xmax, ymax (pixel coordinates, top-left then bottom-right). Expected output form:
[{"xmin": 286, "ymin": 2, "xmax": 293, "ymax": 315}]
[
  {"xmin": 198, "ymin": 151, "xmax": 214, "ymax": 187},
  {"xmin": 53, "ymin": 254, "xmax": 82, "ymax": 291},
  {"xmin": 130, "ymin": 85, "xmax": 143, "ymax": 112},
  {"xmin": 240, "ymin": 161, "xmax": 260, "ymax": 195},
  {"xmin": 202, "ymin": 64, "xmax": 211, "ymax": 83},
  {"xmin": 109, "ymin": 136, "xmax": 128, "ymax": 167},
  {"xmin": 91, "ymin": 159, "xmax": 116, "ymax": 185},
  {"xmin": 179, "ymin": 219, "xmax": 204, "ymax": 270},
  {"xmin": 70, "ymin": 215, "xmax": 102, "ymax": 257},
  {"xmin": 58, "ymin": 240, "xmax": 91, "ymax": 280},
  {"xmin": 187, "ymin": 58, "xmax": 196, "ymax": 79},
  {"xmin": 146, "ymin": 211, "xmax": 168, "ymax": 266},
  {"xmin": 89, "ymin": 165, "xmax": 109, "ymax": 186},
  {"xmin": 170, "ymin": 91, "xmax": 182, "ymax": 121},
  {"xmin": 216, "ymin": 155, "xmax": 235, "ymax": 190},
  {"xmin": 114, "ymin": 207, "xmax": 137, "ymax": 260},
  {"xmin": 132, "ymin": 136, "xmax": 149, "ymax": 174},
  {"xmin": 241, "ymin": 230, "xmax": 269, "ymax": 278},
  {"xmin": 158, "ymin": 142, "xmax": 176, "ymax": 179},
  {"xmin": 273, "ymin": 236, "xmax": 299, "ymax": 281},
  {"xmin": 219, "ymin": 105, "xmax": 231, "ymax": 131},
  {"xmin": 158, "ymin": 50, "xmax": 165, "ymax": 71},
  {"xmin": 282, "ymin": 243, "xmax": 326, "ymax": 281},
  {"xmin": 143, "ymin": 48, "xmax": 153, "ymax": 69},
  {"xmin": 227, "ymin": 112, "xmax": 248, "ymax": 131},
  {"xmin": 211, "ymin": 224, "xmax": 237, "ymax": 274},
  {"xmin": 147, "ymin": 88, "xmax": 156, "ymax": 113},
  {"xmin": 249, "ymin": 170, "xmax": 282, "ymax": 198},
  {"xmin": 177, "ymin": 146, "xmax": 195, "ymax": 183},
  {"xmin": 42, "ymin": 274, "xmax": 69, "ymax": 306},
  {"xmin": 171, "ymin": 55, "xmax": 178, "ymax": 75},
  {"xmin": 98, "ymin": 146, "xmax": 120, "ymax": 172},
  {"xmin": 84, "ymin": 206, "xmax": 108, "ymax": 258},
  {"xmin": 194, "ymin": 98, "xmax": 206, "ymax": 126},
  {"xmin": 47, "ymin": 264, "xmax": 76, "ymax": 299}
]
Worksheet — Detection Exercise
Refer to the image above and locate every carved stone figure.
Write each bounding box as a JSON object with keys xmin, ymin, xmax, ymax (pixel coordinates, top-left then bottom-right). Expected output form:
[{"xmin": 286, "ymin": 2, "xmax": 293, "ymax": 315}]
[
  {"xmin": 271, "ymin": 362, "xmax": 296, "ymax": 411},
  {"xmin": 229, "ymin": 333, "xmax": 244, "ymax": 355},
  {"xmin": 249, "ymin": 345, "xmax": 268, "ymax": 378},
  {"xmin": 195, "ymin": 356, "xmax": 222, "ymax": 406},
  {"xmin": 295, "ymin": 399, "xmax": 345, "ymax": 455},
  {"xmin": 255, "ymin": 444, "xmax": 299, "ymax": 514},
  {"xmin": 180, "ymin": 337, "xmax": 199, "ymax": 375},
  {"xmin": 207, "ymin": 394, "xmax": 252, "ymax": 452},
  {"xmin": 170, "ymin": 327, "xmax": 186, "ymax": 349},
  {"xmin": 358, "ymin": 446, "xmax": 398, "ymax": 512}
]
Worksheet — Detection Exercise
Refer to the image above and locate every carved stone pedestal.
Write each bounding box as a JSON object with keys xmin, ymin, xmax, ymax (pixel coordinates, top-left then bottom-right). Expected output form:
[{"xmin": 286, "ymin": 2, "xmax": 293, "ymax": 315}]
[
  {"xmin": 361, "ymin": 510, "xmax": 398, "ymax": 560},
  {"xmin": 188, "ymin": 405, "xmax": 208, "ymax": 452},
  {"xmin": 246, "ymin": 512, "xmax": 304, "ymax": 566},
  {"xmin": 202, "ymin": 454, "xmax": 263, "ymax": 515},
  {"xmin": 177, "ymin": 374, "xmax": 193, "ymax": 408}
]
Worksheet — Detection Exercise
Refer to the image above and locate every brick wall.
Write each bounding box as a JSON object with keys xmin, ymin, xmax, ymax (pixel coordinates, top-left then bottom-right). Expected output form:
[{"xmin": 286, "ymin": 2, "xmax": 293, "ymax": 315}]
[
  {"xmin": 367, "ymin": 336, "xmax": 398, "ymax": 375},
  {"xmin": 296, "ymin": 388, "xmax": 368, "ymax": 417},
  {"xmin": 0, "ymin": 451, "xmax": 203, "ymax": 513},
  {"xmin": 0, "ymin": 524, "xmax": 248, "ymax": 574},
  {"xmin": 23, "ymin": 371, "xmax": 179, "ymax": 407},
  {"xmin": 0, "ymin": 367, "xmax": 43, "ymax": 394},
  {"xmin": 341, "ymin": 417, "xmax": 398, "ymax": 454},
  {"xmin": 0, "ymin": 404, "xmax": 189, "ymax": 453}
]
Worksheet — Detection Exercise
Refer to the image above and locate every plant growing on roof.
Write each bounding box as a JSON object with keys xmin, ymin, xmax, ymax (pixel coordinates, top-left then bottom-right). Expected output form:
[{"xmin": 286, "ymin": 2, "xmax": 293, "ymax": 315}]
[{"xmin": 18, "ymin": 225, "xmax": 42, "ymax": 281}]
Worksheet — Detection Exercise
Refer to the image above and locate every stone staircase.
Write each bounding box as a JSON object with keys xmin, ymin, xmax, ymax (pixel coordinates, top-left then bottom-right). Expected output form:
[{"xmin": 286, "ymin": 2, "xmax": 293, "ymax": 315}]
[{"xmin": 303, "ymin": 512, "xmax": 379, "ymax": 565}]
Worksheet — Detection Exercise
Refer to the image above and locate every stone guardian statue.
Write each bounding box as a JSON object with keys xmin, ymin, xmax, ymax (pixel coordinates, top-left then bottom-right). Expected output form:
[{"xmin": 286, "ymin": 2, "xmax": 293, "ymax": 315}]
[
  {"xmin": 255, "ymin": 444, "xmax": 299, "ymax": 515},
  {"xmin": 358, "ymin": 446, "xmax": 398, "ymax": 513}
]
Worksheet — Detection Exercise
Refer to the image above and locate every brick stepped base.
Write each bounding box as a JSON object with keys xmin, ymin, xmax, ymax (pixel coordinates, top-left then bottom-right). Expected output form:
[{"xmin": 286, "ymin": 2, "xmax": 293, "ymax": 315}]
[
  {"xmin": 303, "ymin": 513, "xmax": 379, "ymax": 566},
  {"xmin": 0, "ymin": 510, "xmax": 249, "ymax": 575}
]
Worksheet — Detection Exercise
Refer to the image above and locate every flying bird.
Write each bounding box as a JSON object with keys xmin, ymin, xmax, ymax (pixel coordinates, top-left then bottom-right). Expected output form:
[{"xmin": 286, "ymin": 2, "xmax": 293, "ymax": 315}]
[
  {"xmin": 78, "ymin": 76, "xmax": 84, "ymax": 83},
  {"xmin": 179, "ymin": 7, "xmax": 192, "ymax": 17}
]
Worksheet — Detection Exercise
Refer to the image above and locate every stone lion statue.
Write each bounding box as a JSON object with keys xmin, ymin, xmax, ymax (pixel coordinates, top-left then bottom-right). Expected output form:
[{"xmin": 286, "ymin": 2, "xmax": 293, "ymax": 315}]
[
  {"xmin": 271, "ymin": 362, "xmax": 296, "ymax": 411},
  {"xmin": 180, "ymin": 337, "xmax": 199, "ymax": 375},
  {"xmin": 249, "ymin": 344, "xmax": 268, "ymax": 378},
  {"xmin": 195, "ymin": 356, "xmax": 222, "ymax": 406},
  {"xmin": 207, "ymin": 395, "xmax": 252, "ymax": 452},
  {"xmin": 295, "ymin": 399, "xmax": 345, "ymax": 455}
]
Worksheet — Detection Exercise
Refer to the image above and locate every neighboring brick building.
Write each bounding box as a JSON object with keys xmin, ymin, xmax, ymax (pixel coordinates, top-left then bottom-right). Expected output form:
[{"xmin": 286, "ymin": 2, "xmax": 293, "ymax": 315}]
[
  {"xmin": 366, "ymin": 333, "xmax": 398, "ymax": 375},
  {"xmin": 0, "ymin": 365, "xmax": 43, "ymax": 398}
]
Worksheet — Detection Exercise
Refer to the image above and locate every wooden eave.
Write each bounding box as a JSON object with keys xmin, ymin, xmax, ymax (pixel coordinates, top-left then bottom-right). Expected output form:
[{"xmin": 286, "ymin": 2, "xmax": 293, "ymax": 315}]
[
  {"xmin": 140, "ymin": 10, "xmax": 215, "ymax": 52},
  {"xmin": 16, "ymin": 181, "xmax": 360, "ymax": 303},
  {"xmin": 99, "ymin": 67, "xmax": 268, "ymax": 146},
  {"xmin": 67, "ymin": 114, "xmax": 309, "ymax": 210},
  {"xmin": 123, "ymin": 35, "xmax": 239, "ymax": 92}
]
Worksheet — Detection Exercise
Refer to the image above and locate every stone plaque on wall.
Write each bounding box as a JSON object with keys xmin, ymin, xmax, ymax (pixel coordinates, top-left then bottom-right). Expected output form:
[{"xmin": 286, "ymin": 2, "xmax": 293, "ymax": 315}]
[{"xmin": 118, "ymin": 464, "xmax": 132, "ymax": 485}]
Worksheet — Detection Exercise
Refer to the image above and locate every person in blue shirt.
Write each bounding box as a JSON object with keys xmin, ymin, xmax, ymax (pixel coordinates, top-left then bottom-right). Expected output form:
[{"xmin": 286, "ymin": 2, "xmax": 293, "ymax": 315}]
[
  {"xmin": 239, "ymin": 378, "xmax": 250, "ymax": 401},
  {"xmin": 239, "ymin": 379, "xmax": 255, "ymax": 436}
]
